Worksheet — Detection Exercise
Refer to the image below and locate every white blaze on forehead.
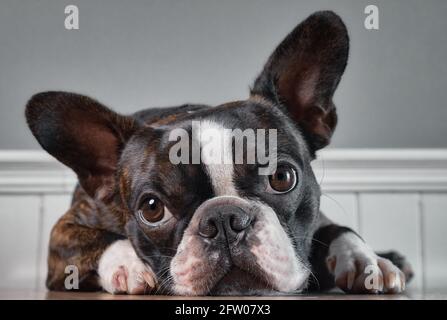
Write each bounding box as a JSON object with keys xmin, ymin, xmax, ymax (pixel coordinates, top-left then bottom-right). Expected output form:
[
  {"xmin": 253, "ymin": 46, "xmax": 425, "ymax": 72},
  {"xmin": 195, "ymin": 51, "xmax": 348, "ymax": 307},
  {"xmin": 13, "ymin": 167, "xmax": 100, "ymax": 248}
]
[{"xmin": 194, "ymin": 120, "xmax": 237, "ymax": 196}]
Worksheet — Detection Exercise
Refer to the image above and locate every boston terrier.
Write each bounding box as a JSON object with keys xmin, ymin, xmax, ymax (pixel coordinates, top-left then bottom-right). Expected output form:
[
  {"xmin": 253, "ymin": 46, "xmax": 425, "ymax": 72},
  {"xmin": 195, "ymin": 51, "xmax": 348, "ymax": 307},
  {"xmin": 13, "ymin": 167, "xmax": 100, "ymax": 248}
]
[{"xmin": 25, "ymin": 11, "xmax": 412, "ymax": 295}]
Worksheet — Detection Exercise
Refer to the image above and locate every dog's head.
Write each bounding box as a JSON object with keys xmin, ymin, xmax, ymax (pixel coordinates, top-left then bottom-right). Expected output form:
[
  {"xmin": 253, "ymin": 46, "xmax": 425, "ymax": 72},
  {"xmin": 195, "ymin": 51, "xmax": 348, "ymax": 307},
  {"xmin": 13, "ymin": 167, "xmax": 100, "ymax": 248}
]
[{"xmin": 26, "ymin": 11, "xmax": 348, "ymax": 295}]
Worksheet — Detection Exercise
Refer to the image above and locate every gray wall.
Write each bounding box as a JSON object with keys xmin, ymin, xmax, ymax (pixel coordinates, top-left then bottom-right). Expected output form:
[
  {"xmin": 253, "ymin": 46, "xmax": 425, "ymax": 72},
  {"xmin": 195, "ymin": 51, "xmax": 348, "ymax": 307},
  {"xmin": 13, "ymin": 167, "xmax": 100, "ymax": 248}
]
[{"xmin": 1, "ymin": 0, "xmax": 446, "ymax": 149}]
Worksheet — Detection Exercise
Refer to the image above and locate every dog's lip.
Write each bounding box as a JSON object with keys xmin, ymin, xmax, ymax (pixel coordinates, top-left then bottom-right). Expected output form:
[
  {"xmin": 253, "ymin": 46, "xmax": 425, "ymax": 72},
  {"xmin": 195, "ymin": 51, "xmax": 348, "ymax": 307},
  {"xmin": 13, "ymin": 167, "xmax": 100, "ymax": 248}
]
[
  {"xmin": 209, "ymin": 266, "xmax": 274, "ymax": 295},
  {"xmin": 208, "ymin": 264, "xmax": 309, "ymax": 295},
  {"xmin": 210, "ymin": 265, "xmax": 267, "ymax": 295}
]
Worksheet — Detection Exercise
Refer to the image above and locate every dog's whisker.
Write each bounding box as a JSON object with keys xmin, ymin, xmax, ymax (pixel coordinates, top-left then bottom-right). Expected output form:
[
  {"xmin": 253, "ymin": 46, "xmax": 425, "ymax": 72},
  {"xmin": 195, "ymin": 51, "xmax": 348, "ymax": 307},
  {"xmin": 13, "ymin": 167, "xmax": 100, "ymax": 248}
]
[
  {"xmin": 154, "ymin": 264, "xmax": 175, "ymax": 293},
  {"xmin": 287, "ymin": 234, "xmax": 330, "ymax": 247},
  {"xmin": 300, "ymin": 263, "xmax": 320, "ymax": 292},
  {"xmin": 318, "ymin": 157, "xmax": 326, "ymax": 187},
  {"xmin": 156, "ymin": 274, "xmax": 174, "ymax": 295},
  {"xmin": 321, "ymin": 193, "xmax": 350, "ymax": 219}
]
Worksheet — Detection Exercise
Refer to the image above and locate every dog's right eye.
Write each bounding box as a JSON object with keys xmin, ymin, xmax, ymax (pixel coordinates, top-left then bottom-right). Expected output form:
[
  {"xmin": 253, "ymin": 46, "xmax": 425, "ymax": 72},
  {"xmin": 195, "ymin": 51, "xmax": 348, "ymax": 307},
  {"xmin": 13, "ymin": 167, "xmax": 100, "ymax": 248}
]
[{"xmin": 138, "ymin": 197, "xmax": 171, "ymax": 226}]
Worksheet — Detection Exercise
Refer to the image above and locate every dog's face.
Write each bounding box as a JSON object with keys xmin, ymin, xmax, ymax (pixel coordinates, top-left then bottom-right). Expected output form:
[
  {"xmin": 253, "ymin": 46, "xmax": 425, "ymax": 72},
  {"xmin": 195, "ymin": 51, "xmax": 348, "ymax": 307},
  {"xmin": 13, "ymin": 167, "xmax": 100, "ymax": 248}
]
[
  {"xmin": 26, "ymin": 11, "xmax": 348, "ymax": 295},
  {"xmin": 120, "ymin": 101, "xmax": 321, "ymax": 295}
]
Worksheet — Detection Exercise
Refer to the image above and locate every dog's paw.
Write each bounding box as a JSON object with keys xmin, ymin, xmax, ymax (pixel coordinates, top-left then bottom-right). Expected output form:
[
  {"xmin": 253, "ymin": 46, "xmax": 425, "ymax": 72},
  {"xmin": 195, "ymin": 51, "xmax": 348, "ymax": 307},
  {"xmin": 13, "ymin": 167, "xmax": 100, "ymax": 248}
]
[
  {"xmin": 377, "ymin": 250, "xmax": 414, "ymax": 282},
  {"xmin": 98, "ymin": 239, "xmax": 157, "ymax": 294},
  {"xmin": 326, "ymin": 233, "xmax": 406, "ymax": 294}
]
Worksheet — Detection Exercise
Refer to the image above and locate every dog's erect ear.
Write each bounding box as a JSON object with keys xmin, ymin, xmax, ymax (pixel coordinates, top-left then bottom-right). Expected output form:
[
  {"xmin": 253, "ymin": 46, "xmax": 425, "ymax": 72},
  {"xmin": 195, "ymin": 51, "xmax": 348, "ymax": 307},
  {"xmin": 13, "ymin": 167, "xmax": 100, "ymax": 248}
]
[
  {"xmin": 26, "ymin": 92, "xmax": 138, "ymax": 199},
  {"xmin": 251, "ymin": 11, "xmax": 349, "ymax": 151}
]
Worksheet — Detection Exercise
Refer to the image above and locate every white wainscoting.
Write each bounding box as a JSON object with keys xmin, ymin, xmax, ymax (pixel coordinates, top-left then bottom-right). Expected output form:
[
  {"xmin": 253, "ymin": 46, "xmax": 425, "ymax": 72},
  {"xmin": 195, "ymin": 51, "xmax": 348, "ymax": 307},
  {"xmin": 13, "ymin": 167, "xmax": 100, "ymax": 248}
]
[{"xmin": 0, "ymin": 149, "xmax": 446, "ymax": 292}]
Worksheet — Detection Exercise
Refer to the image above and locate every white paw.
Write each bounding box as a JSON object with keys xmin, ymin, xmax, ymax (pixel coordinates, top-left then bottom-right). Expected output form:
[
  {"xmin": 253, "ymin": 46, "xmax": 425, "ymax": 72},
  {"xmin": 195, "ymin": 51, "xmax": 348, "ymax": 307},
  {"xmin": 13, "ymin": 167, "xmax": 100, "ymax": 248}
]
[
  {"xmin": 98, "ymin": 240, "xmax": 157, "ymax": 294},
  {"xmin": 326, "ymin": 233, "xmax": 406, "ymax": 294}
]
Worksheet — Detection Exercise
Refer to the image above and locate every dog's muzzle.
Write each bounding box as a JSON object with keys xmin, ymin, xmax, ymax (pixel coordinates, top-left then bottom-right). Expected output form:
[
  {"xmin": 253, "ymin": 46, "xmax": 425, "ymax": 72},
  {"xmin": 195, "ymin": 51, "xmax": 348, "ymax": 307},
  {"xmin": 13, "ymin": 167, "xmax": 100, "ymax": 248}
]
[{"xmin": 169, "ymin": 196, "xmax": 309, "ymax": 295}]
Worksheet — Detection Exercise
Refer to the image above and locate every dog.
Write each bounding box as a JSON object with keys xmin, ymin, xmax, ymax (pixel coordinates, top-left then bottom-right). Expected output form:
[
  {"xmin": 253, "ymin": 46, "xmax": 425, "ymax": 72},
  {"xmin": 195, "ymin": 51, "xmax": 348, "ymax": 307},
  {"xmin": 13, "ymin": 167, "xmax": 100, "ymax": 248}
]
[{"xmin": 25, "ymin": 11, "xmax": 412, "ymax": 295}]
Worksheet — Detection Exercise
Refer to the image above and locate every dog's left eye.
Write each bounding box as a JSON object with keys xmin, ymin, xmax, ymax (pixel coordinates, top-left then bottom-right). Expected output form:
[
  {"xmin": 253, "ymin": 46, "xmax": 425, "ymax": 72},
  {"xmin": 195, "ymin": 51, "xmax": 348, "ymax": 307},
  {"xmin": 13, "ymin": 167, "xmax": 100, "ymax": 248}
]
[
  {"xmin": 267, "ymin": 165, "xmax": 297, "ymax": 193},
  {"xmin": 138, "ymin": 197, "xmax": 172, "ymax": 226}
]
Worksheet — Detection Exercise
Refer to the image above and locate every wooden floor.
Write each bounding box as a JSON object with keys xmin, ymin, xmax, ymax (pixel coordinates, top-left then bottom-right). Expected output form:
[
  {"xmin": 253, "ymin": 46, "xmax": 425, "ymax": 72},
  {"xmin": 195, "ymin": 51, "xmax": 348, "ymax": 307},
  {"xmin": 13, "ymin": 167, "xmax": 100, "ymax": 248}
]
[{"xmin": 1, "ymin": 289, "xmax": 446, "ymax": 300}]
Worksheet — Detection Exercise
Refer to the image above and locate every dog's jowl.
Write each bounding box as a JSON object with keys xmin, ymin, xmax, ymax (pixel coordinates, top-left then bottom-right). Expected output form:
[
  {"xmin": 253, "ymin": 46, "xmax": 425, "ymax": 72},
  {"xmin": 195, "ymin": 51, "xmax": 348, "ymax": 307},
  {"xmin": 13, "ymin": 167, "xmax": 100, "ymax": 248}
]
[{"xmin": 25, "ymin": 11, "xmax": 413, "ymax": 295}]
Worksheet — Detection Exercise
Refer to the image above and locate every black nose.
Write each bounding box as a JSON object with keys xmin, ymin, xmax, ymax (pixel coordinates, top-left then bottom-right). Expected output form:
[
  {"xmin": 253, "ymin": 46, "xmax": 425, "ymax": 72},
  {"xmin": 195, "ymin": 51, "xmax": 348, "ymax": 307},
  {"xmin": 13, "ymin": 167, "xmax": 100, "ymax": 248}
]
[{"xmin": 198, "ymin": 205, "xmax": 251, "ymax": 240}]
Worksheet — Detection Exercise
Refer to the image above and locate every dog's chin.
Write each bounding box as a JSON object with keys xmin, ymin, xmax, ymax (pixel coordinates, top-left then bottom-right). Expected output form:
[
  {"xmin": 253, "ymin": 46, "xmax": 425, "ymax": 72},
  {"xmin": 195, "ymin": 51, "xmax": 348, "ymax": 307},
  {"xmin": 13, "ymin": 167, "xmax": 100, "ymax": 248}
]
[{"xmin": 209, "ymin": 267, "xmax": 282, "ymax": 296}]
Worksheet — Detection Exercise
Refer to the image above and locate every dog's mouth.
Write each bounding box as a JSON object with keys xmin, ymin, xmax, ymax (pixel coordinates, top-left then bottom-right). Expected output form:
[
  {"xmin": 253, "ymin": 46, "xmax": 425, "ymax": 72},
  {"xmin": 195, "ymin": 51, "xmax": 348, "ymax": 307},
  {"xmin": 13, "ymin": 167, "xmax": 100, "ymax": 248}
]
[{"xmin": 210, "ymin": 266, "xmax": 277, "ymax": 296}]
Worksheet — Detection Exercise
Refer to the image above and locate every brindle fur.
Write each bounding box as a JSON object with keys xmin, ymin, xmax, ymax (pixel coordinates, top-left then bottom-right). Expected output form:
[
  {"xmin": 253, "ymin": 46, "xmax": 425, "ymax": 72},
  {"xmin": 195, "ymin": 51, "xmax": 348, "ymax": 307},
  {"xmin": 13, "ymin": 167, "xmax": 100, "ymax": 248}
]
[{"xmin": 45, "ymin": 105, "xmax": 209, "ymax": 290}]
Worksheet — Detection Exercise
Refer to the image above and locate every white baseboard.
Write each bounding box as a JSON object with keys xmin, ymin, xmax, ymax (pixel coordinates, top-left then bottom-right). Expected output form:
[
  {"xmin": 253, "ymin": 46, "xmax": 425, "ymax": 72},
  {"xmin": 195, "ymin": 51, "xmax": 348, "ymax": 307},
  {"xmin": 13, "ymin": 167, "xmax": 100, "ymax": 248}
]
[
  {"xmin": 1, "ymin": 149, "xmax": 447, "ymax": 193},
  {"xmin": 0, "ymin": 150, "xmax": 75, "ymax": 194},
  {"xmin": 313, "ymin": 149, "xmax": 447, "ymax": 191}
]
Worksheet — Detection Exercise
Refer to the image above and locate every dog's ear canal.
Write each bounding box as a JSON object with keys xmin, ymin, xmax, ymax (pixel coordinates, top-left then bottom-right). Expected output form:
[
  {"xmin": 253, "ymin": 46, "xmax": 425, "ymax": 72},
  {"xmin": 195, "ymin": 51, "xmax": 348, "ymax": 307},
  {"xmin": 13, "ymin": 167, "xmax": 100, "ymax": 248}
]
[
  {"xmin": 251, "ymin": 11, "xmax": 349, "ymax": 152},
  {"xmin": 25, "ymin": 91, "xmax": 138, "ymax": 200}
]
